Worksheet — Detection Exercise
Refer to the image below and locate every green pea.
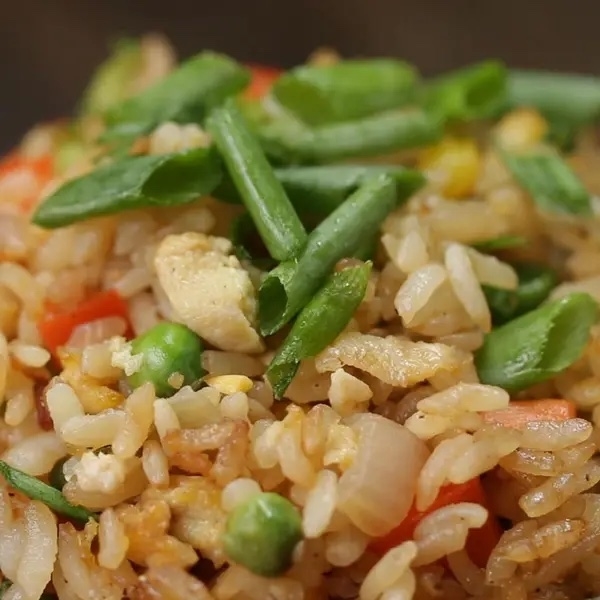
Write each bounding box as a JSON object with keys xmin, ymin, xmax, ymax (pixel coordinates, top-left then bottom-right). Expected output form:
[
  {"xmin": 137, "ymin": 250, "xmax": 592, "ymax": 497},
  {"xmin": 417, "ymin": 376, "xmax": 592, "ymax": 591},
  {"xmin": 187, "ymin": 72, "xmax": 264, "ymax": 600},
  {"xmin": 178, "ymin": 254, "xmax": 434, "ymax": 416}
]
[
  {"xmin": 49, "ymin": 457, "xmax": 69, "ymax": 491},
  {"xmin": 482, "ymin": 263, "xmax": 558, "ymax": 326},
  {"xmin": 223, "ymin": 492, "xmax": 303, "ymax": 577},
  {"xmin": 127, "ymin": 322, "xmax": 206, "ymax": 398}
]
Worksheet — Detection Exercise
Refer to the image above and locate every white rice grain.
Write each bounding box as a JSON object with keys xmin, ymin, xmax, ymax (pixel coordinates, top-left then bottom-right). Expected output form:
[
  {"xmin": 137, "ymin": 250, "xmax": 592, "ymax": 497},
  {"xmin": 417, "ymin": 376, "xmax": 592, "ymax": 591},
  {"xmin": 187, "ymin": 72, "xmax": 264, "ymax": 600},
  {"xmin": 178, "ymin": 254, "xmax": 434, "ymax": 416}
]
[
  {"xmin": 303, "ymin": 470, "xmax": 338, "ymax": 538},
  {"xmin": 8, "ymin": 341, "xmax": 50, "ymax": 368},
  {"xmin": 360, "ymin": 541, "xmax": 417, "ymax": 600},
  {"xmin": 328, "ymin": 369, "xmax": 372, "ymax": 417},
  {"xmin": 466, "ymin": 247, "xmax": 518, "ymax": 289},
  {"xmin": 202, "ymin": 350, "xmax": 265, "ymax": 377},
  {"xmin": 2, "ymin": 431, "xmax": 66, "ymax": 476},
  {"xmin": 128, "ymin": 291, "xmax": 161, "ymax": 336},
  {"xmin": 220, "ymin": 392, "xmax": 249, "ymax": 420},
  {"xmin": 15, "ymin": 501, "xmax": 57, "ymax": 600},
  {"xmin": 0, "ymin": 333, "xmax": 7, "ymax": 404},
  {"xmin": 394, "ymin": 263, "xmax": 448, "ymax": 325},
  {"xmin": 67, "ymin": 317, "xmax": 128, "ymax": 349},
  {"xmin": 112, "ymin": 382, "xmax": 155, "ymax": 458},
  {"xmin": 45, "ymin": 381, "xmax": 85, "ymax": 431},
  {"xmin": 4, "ymin": 393, "xmax": 34, "ymax": 428},
  {"xmin": 325, "ymin": 523, "xmax": 370, "ymax": 568},
  {"xmin": 167, "ymin": 385, "xmax": 221, "ymax": 428},
  {"xmin": 444, "ymin": 243, "xmax": 491, "ymax": 332},
  {"xmin": 154, "ymin": 398, "xmax": 181, "ymax": 438},
  {"xmin": 141, "ymin": 440, "xmax": 170, "ymax": 487},
  {"xmin": 221, "ymin": 478, "xmax": 262, "ymax": 512},
  {"xmin": 98, "ymin": 508, "xmax": 129, "ymax": 569},
  {"xmin": 60, "ymin": 410, "xmax": 126, "ymax": 448}
]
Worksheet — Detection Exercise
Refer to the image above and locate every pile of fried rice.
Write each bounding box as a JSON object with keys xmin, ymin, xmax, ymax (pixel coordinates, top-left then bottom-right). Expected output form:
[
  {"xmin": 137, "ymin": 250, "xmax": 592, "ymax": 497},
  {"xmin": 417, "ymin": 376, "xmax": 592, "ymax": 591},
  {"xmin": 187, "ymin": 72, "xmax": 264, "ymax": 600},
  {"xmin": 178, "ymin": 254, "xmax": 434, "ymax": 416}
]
[{"xmin": 3, "ymin": 34, "xmax": 600, "ymax": 600}]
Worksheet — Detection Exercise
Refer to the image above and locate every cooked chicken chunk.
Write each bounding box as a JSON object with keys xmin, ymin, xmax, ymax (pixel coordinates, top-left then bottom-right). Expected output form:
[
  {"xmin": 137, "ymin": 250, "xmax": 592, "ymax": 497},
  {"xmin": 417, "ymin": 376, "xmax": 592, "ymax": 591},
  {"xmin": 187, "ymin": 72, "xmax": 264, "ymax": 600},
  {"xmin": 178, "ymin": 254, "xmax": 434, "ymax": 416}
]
[{"xmin": 154, "ymin": 233, "xmax": 264, "ymax": 353}]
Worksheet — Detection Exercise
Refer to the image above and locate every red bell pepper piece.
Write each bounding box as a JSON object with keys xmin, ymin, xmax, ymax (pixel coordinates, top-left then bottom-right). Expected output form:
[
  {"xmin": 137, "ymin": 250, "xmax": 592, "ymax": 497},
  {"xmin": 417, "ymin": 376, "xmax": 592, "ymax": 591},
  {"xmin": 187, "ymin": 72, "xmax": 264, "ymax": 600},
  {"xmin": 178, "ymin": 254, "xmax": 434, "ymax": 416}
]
[
  {"xmin": 370, "ymin": 478, "xmax": 502, "ymax": 568},
  {"xmin": 243, "ymin": 64, "xmax": 282, "ymax": 100},
  {"xmin": 38, "ymin": 289, "xmax": 129, "ymax": 356}
]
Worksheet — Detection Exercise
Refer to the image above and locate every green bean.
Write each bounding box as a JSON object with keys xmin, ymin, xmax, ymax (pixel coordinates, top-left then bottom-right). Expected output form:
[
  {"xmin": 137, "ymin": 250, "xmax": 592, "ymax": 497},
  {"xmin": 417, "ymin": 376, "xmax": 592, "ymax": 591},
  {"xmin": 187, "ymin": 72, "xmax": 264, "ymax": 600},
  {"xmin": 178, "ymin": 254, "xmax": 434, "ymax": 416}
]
[
  {"xmin": 475, "ymin": 293, "xmax": 598, "ymax": 393},
  {"xmin": 49, "ymin": 457, "xmax": 69, "ymax": 491},
  {"xmin": 102, "ymin": 52, "xmax": 250, "ymax": 147},
  {"xmin": 508, "ymin": 70, "xmax": 600, "ymax": 128},
  {"xmin": 32, "ymin": 148, "xmax": 222, "ymax": 228},
  {"xmin": 259, "ymin": 174, "xmax": 397, "ymax": 335},
  {"xmin": 272, "ymin": 59, "xmax": 418, "ymax": 125},
  {"xmin": 128, "ymin": 322, "xmax": 206, "ymax": 398},
  {"xmin": 471, "ymin": 235, "xmax": 528, "ymax": 252},
  {"xmin": 267, "ymin": 263, "xmax": 371, "ymax": 398},
  {"xmin": 423, "ymin": 61, "xmax": 508, "ymax": 121},
  {"xmin": 274, "ymin": 165, "xmax": 423, "ymax": 214},
  {"xmin": 482, "ymin": 263, "xmax": 558, "ymax": 325},
  {"xmin": 207, "ymin": 99, "xmax": 307, "ymax": 261},
  {"xmin": 215, "ymin": 164, "xmax": 424, "ymax": 215},
  {"xmin": 80, "ymin": 38, "xmax": 142, "ymax": 116},
  {"xmin": 223, "ymin": 492, "xmax": 303, "ymax": 577},
  {"xmin": 500, "ymin": 148, "xmax": 591, "ymax": 215},
  {"xmin": 0, "ymin": 461, "xmax": 97, "ymax": 522},
  {"xmin": 259, "ymin": 108, "xmax": 443, "ymax": 164}
]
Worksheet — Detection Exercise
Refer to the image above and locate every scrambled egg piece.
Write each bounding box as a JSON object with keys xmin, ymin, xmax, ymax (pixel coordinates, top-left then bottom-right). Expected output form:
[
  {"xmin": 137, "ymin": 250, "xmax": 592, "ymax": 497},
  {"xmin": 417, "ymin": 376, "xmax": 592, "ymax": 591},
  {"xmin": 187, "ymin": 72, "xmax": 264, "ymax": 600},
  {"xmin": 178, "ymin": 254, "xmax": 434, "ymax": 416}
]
[
  {"xmin": 154, "ymin": 233, "xmax": 264, "ymax": 353},
  {"xmin": 74, "ymin": 451, "xmax": 126, "ymax": 493}
]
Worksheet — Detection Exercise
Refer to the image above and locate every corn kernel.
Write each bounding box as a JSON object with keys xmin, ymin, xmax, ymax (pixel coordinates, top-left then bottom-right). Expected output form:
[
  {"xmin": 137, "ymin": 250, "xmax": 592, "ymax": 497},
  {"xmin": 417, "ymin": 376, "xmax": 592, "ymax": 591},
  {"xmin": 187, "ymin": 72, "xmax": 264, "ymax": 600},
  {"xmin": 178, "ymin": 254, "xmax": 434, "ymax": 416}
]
[
  {"xmin": 419, "ymin": 137, "xmax": 481, "ymax": 199},
  {"xmin": 205, "ymin": 374, "xmax": 254, "ymax": 395},
  {"xmin": 495, "ymin": 108, "xmax": 548, "ymax": 150}
]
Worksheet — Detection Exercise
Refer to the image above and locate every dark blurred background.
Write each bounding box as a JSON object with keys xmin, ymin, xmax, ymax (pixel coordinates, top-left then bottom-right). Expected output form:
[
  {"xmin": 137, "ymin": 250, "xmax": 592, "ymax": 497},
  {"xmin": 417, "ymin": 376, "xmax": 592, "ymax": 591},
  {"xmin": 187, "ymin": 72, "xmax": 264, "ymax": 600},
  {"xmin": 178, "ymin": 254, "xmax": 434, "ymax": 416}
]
[{"xmin": 2, "ymin": 0, "xmax": 600, "ymax": 151}]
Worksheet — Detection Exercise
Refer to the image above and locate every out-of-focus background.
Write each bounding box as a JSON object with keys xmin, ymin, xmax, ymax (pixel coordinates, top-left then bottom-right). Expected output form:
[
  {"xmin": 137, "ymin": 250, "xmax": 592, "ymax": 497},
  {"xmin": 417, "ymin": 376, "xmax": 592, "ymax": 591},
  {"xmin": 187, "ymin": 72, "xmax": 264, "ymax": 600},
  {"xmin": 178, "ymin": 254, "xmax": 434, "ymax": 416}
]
[{"xmin": 2, "ymin": 0, "xmax": 599, "ymax": 151}]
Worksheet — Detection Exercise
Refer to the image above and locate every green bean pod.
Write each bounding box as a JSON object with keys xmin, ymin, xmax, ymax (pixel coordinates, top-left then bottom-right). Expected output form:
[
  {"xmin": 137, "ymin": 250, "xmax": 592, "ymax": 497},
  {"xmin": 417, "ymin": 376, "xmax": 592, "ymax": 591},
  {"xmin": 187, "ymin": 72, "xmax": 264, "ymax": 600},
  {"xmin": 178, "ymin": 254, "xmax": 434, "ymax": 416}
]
[
  {"xmin": 266, "ymin": 262, "xmax": 372, "ymax": 398},
  {"xmin": 272, "ymin": 59, "xmax": 418, "ymax": 125},
  {"xmin": 207, "ymin": 99, "xmax": 307, "ymax": 261},
  {"xmin": 259, "ymin": 174, "xmax": 397, "ymax": 335}
]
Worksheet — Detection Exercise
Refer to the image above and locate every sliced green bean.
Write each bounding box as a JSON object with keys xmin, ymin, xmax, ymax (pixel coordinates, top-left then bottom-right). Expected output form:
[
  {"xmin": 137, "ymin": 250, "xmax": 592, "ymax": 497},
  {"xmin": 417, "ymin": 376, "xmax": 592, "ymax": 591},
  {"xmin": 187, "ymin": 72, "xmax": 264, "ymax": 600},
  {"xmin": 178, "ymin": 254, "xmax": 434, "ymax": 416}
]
[
  {"xmin": 272, "ymin": 59, "xmax": 418, "ymax": 125},
  {"xmin": 259, "ymin": 174, "xmax": 397, "ymax": 335},
  {"xmin": 0, "ymin": 461, "xmax": 97, "ymax": 522},
  {"xmin": 482, "ymin": 263, "xmax": 558, "ymax": 325},
  {"xmin": 102, "ymin": 52, "xmax": 250, "ymax": 147},
  {"xmin": 215, "ymin": 164, "xmax": 424, "ymax": 214},
  {"xmin": 423, "ymin": 61, "xmax": 508, "ymax": 122},
  {"xmin": 508, "ymin": 70, "xmax": 600, "ymax": 128},
  {"xmin": 475, "ymin": 293, "xmax": 598, "ymax": 393},
  {"xmin": 501, "ymin": 148, "xmax": 591, "ymax": 215},
  {"xmin": 472, "ymin": 235, "xmax": 528, "ymax": 252},
  {"xmin": 207, "ymin": 99, "xmax": 307, "ymax": 261},
  {"xmin": 267, "ymin": 263, "xmax": 371, "ymax": 398},
  {"xmin": 80, "ymin": 38, "xmax": 142, "ymax": 116},
  {"xmin": 259, "ymin": 108, "xmax": 443, "ymax": 164},
  {"xmin": 32, "ymin": 148, "xmax": 222, "ymax": 228},
  {"xmin": 49, "ymin": 457, "xmax": 69, "ymax": 491}
]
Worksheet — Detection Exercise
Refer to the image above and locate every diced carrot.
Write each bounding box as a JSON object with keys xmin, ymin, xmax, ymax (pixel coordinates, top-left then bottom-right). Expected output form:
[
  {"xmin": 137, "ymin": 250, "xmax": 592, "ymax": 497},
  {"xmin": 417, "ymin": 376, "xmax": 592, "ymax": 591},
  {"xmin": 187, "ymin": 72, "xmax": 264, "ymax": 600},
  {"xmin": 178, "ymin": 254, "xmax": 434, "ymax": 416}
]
[
  {"xmin": 370, "ymin": 478, "xmax": 502, "ymax": 568},
  {"xmin": 38, "ymin": 289, "xmax": 129, "ymax": 356},
  {"xmin": 0, "ymin": 152, "xmax": 54, "ymax": 211},
  {"xmin": 243, "ymin": 64, "xmax": 282, "ymax": 100},
  {"xmin": 482, "ymin": 399, "xmax": 576, "ymax": 428}
]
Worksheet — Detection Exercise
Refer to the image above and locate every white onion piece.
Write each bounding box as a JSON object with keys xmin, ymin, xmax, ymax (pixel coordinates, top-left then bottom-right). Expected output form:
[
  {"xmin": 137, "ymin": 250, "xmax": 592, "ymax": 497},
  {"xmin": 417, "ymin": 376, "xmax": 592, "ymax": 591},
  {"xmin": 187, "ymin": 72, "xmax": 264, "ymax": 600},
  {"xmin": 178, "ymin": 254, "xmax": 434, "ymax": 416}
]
[{"xmin": 337, "ymin": 414, "xmax": 429, "ymax": 536}]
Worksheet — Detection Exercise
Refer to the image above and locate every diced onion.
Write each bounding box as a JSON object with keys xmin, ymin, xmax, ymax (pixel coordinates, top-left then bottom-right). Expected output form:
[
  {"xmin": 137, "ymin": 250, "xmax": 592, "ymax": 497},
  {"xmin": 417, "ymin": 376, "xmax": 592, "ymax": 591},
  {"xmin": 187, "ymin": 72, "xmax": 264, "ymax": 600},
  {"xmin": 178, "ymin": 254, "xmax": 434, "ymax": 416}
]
[{"xmin": 337, "ymin": 413, "xmax": 429, "ymax": 536}]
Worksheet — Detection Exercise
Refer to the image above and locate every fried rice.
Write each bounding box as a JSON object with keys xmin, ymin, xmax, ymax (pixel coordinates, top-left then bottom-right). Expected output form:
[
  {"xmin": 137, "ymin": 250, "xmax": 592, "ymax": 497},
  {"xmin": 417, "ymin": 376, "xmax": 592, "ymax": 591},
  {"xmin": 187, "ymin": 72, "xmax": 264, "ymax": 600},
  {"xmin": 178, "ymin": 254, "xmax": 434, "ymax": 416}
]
[{"xmin": 2, "ymin": 33, "xmax": 600, "ymax": 600}]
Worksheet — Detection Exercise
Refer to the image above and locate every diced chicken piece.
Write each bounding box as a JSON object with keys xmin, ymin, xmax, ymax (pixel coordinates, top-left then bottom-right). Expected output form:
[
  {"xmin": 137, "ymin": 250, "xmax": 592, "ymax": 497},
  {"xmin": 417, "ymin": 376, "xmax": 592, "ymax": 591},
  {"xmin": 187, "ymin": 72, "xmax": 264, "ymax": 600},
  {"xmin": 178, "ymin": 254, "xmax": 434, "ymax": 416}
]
[{"xmin": 154, "ymin": 233, "xmax": 264, "ymax": 353}]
